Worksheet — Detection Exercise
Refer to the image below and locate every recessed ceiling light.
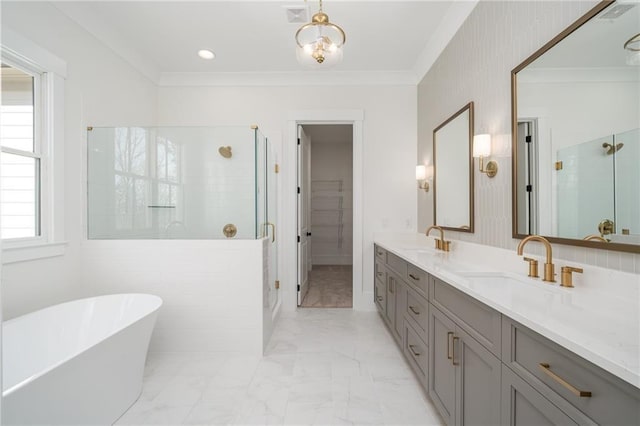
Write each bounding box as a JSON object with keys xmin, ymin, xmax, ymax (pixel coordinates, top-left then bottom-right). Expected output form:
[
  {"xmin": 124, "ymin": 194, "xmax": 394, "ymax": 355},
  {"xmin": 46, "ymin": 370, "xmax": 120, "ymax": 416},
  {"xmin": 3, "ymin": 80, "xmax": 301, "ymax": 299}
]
[{"xmin": 198, "ymin": 49, "xmax": 215, "ymax": 60}]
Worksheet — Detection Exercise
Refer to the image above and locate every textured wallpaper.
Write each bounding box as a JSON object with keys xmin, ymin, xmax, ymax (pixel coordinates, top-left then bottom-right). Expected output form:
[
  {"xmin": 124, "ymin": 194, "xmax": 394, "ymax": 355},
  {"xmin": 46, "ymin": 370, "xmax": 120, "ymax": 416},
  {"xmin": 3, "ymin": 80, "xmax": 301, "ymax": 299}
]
[{"xmin": 417, "ymin": 0, "xmax": 639, "ymax": 274}]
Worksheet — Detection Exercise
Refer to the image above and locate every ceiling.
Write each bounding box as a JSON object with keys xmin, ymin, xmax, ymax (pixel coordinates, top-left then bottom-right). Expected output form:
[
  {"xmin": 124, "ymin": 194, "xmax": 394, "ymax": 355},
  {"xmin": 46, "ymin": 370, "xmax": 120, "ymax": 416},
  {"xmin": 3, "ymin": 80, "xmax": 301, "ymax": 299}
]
[{"xmin": 49, "ymin": 0, "xmax": 478, "ymax": 86}]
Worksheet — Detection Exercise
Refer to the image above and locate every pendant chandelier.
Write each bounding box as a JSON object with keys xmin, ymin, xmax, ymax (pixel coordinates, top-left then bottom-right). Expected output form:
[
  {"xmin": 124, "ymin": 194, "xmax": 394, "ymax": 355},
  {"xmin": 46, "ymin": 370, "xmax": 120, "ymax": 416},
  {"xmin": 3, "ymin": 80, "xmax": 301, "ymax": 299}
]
[{"xmin": 295, "ymin": 0, "xmax": 346, "ymax": 67}]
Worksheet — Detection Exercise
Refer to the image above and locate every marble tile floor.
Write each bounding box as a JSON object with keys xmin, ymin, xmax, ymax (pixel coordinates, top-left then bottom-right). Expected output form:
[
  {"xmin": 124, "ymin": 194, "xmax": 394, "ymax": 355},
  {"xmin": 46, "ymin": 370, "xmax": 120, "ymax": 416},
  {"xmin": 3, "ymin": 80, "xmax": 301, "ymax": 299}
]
[
  {"xmin": 301, "ymin": 265, "xmax": 353, "ymax": 308},
  {"xmin": 116, "ymin": 309, "xmax": 443, "ymax": 425}
]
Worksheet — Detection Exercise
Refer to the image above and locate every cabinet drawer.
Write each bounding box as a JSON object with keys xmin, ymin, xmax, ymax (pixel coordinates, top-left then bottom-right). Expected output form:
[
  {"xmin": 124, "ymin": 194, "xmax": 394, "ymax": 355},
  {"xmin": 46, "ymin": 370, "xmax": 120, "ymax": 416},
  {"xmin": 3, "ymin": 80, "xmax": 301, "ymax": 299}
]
[
  {"xmin": 503, "ymin": 318, "xmax": 640, "ymax": 425},
  {"xmin": 404, "ymin": 320, "xmax": 428, "ymax": 387},
  {"xmin": 501, "ymin": 365, "xmax": 583, "ymax": 425},
  {"xmin": 405, "ymin": 286, "xmax": 428, "ymax": 343},
  {"xmin": 430, "ymin": 277, "xmax": 501, "ymax": 357},
  {"xmin": 374, "ymin": 245, "xmax": 386, "ymax": 261},
  {"xmin": 406, "ymin": 263, "xmax": 429, "ymax": 297},
  {"xmin": 374, "ymin": 279, "xmax": 385, "ymax": 313},
  {"xmin": 386, "ymin": 252, "xmax": 407, "ymax": 277},
  {"xmin": 374, "ymin": 260, "xmax": 386, "ymax": 284}
]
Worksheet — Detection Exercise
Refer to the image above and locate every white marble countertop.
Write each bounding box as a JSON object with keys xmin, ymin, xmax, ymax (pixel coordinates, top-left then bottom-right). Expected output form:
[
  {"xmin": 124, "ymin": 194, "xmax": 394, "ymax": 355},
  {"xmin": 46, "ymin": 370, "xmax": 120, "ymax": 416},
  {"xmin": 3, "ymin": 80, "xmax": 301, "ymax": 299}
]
[{"xmin": 374, "ymin": 234, "xmax": 640, "ymax": 390}]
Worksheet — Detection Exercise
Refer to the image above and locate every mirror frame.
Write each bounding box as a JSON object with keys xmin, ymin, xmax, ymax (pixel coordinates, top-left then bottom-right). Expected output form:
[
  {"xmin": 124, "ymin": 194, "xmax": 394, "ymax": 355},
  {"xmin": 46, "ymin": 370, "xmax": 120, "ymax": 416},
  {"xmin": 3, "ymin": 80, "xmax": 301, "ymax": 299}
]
[
  {"xmin": 511, "ymin": 0, "xmax": 639, "ymax": 254},
  {"xmin": 433, "ymin": 101, "xmax": 474, "ymax": 233}
]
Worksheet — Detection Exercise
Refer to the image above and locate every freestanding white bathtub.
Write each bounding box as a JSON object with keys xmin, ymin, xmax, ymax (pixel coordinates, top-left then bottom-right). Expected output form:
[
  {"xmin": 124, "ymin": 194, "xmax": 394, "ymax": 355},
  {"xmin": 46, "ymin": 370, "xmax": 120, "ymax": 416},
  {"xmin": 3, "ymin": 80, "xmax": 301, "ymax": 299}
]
[{"xmin": 2, "ymin": 293, "xmax": 162, "ymax": 425}]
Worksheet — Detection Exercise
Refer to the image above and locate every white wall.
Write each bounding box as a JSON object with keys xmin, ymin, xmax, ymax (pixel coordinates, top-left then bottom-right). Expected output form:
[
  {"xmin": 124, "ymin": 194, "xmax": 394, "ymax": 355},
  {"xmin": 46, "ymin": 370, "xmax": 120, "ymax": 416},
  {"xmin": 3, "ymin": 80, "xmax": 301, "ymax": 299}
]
[
  {"xmin": 157, "ymin": 85, "xmax": 418, "ymax": 310},
  {"xmin": 310, "ymin": 141, "xmax": 353, "ymax": 265},
  {"xmin": 79, "ymin": 239, "xmax": 267, "ymax": 354},
  {"xmin": 1, "ymin": 2, "xmax": 158, "ymax": 319},
  {"xmin": 418, "ymin": 0, "xmax": 640, "ymax": 273}
]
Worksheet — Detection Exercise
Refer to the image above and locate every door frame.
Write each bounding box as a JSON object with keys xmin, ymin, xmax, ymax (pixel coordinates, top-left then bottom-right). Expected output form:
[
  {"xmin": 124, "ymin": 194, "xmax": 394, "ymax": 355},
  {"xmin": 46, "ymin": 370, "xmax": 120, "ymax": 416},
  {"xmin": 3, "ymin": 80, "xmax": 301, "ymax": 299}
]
[{"xmin": 284, "ymin": 110, "xmax": 364, "ymax": 311}]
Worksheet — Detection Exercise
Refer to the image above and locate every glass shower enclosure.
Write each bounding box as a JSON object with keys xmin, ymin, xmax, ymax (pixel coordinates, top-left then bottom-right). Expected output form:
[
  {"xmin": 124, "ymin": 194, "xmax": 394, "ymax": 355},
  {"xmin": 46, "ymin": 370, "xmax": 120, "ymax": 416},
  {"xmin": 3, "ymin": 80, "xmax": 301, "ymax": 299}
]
[
  {"xmin": 87, "ymin": 126, "xmax": 276, "ymax": 241},
  {"xmin": 556, "ymin": 128, "xmax": 639, "ymax": 241}
]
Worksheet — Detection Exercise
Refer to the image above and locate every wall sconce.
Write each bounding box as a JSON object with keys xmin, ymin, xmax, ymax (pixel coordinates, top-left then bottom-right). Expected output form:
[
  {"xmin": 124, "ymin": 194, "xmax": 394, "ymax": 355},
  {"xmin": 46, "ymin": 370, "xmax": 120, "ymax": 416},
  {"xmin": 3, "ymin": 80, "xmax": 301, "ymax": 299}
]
[
  {"xmin": 416, "ymin": 165, "xmax": 432, "ymax": 192},
  {"xmin": 473, "ymin": 134, "xmax": 498, "ymax": 178}
]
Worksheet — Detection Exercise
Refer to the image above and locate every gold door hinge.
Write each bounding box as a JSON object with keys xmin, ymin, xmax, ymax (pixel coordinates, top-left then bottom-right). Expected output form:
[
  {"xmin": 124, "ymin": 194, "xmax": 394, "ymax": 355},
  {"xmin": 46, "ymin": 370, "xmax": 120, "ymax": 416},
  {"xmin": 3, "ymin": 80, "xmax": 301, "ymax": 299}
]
[
  {"xmin": 87, "ymin": 126, "xmax": 93, "ymax": 131},
  {"xmin": 275, "ymin": 280, "xmax": 280, "ymax": 289},
  {"xmin": 274, "ymin": 164, "xmax": 280, "ymax": 173},
  {"xmin": 555, "ymin": 161, "xmax": 563, "ymax": 170},
  {"xmin": 251, "ymin": 124, "xmax": 258, "ymax": 130}
]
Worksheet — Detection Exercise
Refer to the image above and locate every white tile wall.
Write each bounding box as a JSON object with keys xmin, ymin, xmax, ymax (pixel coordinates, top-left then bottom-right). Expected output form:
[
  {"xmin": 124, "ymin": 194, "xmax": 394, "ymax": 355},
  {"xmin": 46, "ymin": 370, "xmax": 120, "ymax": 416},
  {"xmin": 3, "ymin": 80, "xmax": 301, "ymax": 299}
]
[
  {"xmin": 417, "ymin": 0, "xmax": 639, "ymax": 274},
  {"xmin": 79, "ymin": 239, "xmax": 268, "ymax": 354}
]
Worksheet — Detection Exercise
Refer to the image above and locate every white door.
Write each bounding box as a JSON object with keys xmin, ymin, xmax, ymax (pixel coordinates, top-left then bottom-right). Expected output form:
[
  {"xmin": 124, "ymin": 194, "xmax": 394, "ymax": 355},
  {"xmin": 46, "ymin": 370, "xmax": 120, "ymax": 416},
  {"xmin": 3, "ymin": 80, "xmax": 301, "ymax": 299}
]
[{"xmin": 297, "ymin": 125, "xmax": 311, "ymax": 305}]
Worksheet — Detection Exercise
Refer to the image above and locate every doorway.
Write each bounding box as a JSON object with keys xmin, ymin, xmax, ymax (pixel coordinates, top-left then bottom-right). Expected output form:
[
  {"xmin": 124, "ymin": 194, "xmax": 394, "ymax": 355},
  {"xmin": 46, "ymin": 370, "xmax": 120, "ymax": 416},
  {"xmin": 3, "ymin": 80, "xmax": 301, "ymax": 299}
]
[{"xmin": 297, "ymin": 124, "xmax": 353, "ymax": 308}]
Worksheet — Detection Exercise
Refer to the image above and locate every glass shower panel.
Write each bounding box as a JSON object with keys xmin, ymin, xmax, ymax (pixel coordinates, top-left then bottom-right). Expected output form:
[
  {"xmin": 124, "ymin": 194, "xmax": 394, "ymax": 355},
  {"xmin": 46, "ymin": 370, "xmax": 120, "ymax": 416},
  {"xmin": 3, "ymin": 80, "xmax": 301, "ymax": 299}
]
[
  {"xmin": 556, "ymin": 135, "xmax": 614, "ymax": 239},
  {"xmin": 88, "ymin": 126, "xmax": 258, "ymax": 239},
  {"xmin": 613, "ymin": 128, "xmax": 640, "ymax": 240}
]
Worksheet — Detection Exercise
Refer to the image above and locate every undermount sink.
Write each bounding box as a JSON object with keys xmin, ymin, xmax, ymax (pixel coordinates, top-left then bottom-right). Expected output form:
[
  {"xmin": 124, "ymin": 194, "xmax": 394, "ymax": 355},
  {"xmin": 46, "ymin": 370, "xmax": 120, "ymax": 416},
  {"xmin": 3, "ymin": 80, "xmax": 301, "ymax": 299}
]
[{"xmin": 455, "ymin": 270, "xmax": 564, "ymax": 301}]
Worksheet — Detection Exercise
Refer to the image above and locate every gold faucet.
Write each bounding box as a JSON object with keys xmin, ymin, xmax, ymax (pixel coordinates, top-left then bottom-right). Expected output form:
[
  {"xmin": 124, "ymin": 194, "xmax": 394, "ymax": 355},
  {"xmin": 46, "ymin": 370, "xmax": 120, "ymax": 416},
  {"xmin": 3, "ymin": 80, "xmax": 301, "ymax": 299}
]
[
  {"xmin": 517, "ymin": 235, "xmax": 555, "ymax": 282},
  {"xmin": 425, "ymin": 225, "xmax": 450, "ymax": 252},
  {"xmin": 583, "ymin": 234, "xmax": 608, "ymax": 243},
  {"xmin": 560, "ymin": 266, "xmax": 583, "ymax": 288}
]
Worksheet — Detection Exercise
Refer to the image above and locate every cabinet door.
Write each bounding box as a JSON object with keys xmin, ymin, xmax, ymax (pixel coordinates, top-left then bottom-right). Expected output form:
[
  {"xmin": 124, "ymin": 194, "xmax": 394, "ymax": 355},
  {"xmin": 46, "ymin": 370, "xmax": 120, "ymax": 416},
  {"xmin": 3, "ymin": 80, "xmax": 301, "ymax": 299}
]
[
  {"xmin": 374, "ymin": 277, "xmax": 385, "ymax": 314},
  {"xmin": 385, "ymin": 274, "xmax": 397, "ymax": 328},
  {"xmin": 393, "ymin": 278, "xmax": 406, "ymax": 343},
  {"xmin": 429, "ymin": 306, "xmax": 457, "ymax": 426},
  {"xmin": 455, "ymin": 326, "xmax": 501, "ymax": 426},
  {"xmin": 502, "ymin": 365, "xmax": 580, "ymax": 426}
]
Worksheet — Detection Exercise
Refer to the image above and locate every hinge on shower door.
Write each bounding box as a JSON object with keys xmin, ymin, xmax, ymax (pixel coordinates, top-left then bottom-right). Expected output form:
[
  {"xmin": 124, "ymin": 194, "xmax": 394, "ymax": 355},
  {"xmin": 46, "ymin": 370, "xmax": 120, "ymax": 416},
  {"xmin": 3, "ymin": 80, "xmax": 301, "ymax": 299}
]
[
  {"xmin": 275, "ymin": 280, "xmax": 280, "ymax": 289},
  {"xmin": 555, "ymin": 161, "xmax": 563, "ymax": 170},
  {"xmin": 275, "ymin": 164, "xmax": 280, "ymax": 173}
]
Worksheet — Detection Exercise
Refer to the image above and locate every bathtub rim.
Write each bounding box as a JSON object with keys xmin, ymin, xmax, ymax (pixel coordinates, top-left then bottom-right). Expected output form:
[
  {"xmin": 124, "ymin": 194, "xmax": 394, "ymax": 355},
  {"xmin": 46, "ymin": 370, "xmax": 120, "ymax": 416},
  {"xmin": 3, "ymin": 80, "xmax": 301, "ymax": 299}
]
[{"xmin": 2, "ymin": 293, "xmax": 162, "ymax": 396}]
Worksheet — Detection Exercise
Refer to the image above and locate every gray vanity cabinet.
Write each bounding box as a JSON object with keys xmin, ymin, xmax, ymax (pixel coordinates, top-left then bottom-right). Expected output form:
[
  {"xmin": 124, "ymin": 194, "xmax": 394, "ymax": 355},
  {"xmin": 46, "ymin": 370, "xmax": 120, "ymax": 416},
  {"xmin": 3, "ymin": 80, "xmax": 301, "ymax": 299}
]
[
  {"xmin": 373, "ymin": 246, "xmax": 406, "ymax": 345},
  {"xmin": 429, "ymin": 305, "xmax": 501, "ymax": 426},
  {"xmin": 502, "ymin": 365, "xmax": 580, "ymax": 426},
  {"xmin": 429, "ymin": 306, "xmax": 457, "ymax": 425},
  {"xmin": 503, "ymin": 318, "xmax": 640, "ymax": 425},
  {"xmin": 385, "ymin": 271, "xmax": 406, "ymax": 344},
  {"xmin": 374, "ymin": 243, "xmax": 640, "ymax": 426}
]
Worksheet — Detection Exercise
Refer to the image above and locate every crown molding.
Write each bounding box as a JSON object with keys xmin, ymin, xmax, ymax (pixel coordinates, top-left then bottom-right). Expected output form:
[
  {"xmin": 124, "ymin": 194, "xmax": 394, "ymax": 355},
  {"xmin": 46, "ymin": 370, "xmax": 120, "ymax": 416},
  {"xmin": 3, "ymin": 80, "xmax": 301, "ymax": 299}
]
[
  {"xmin": 158, "ymin": 70, "xmax": 418, "ymax": 87},
  {"xmin": 412, "ymin": 0, "xmax": 479, "ymax": 84}
]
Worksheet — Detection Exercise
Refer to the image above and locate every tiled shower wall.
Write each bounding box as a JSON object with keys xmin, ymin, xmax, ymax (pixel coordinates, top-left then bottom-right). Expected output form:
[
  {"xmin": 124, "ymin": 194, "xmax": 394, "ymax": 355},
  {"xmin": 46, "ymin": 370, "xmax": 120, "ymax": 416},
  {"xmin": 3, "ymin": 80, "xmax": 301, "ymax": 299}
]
[{"xmin": 417, "ymin": 0, "xmax": 640, "ymax": 274}]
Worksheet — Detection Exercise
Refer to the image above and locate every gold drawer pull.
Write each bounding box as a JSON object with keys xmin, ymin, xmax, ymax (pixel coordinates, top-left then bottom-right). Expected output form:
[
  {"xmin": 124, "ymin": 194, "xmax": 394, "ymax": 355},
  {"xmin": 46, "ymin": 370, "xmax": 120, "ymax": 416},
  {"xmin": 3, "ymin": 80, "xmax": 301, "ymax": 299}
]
[
  {"xmin": 409, "ymin": 273, "xmax": 420, "ymax": 281},
  {"xmin": 376, "ymin": 296, "xmax": 383, "ymax": 302},
  {"xmin": 408, "ymin": 344, "xmax": 421, "ymax": 357},
  {"xmin": 447, "ymin": 331, "xmax": 454, "ymax": 360},
  {"xmin": 538, "ymin": 363, "xmax": 592, "ymax": 397},
  {"xmin": 452, "ymin": 336, "xmax": 459, "ymax": 366},
  {"xmin": 409, "ymin": 306, "xmax": 420, "ymax": 315},
  {"xmin": 377, "ymin": 271, "xmax": 383, "ymax": 277},
  {"xmin": 377, "ymin": 250, "xmax": 384, "ymax": 255}
]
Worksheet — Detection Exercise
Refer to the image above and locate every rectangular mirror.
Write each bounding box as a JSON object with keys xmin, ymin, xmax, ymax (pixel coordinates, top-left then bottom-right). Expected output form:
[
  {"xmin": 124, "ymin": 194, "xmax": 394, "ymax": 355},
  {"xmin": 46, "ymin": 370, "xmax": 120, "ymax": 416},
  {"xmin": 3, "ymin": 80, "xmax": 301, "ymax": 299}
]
[
  {"xmin": 433, "ymin": 102, "xmax": 474, "ymax": 232},
  {"xmin": 512, "ymin": 0, "xmax": 640, "ymax": 254}
]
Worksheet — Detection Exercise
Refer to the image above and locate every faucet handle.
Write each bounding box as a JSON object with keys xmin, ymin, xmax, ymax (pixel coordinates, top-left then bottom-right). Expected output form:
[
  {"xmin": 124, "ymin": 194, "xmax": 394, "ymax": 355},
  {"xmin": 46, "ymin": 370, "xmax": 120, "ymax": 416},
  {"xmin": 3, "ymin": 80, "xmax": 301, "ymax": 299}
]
[
  {"xmin": 441, "ymin": 240, "xmax": 451, "ymax": 252},
  {"xmin": 560, "ymin": 266, "xmax": 583, "ymax": 288},
  {"xmin": 523, "ymin": 257, "xmax": 539, "ymax": 278},
  {"xmin": 434, "ymin": 238, "xmax": 442, "ymax": 250}
]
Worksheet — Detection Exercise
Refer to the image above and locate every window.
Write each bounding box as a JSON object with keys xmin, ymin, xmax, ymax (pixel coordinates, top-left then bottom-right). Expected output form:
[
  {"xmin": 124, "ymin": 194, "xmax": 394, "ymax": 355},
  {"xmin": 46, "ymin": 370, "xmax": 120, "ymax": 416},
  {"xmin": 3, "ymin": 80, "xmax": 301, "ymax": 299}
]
[
  {"xmin": 1, "ymin": 62, "xmax": 42, "ymax": 240},
  {"xmin": 1, "ymin": 30, "xmax": 66, "ymax": 262}
]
